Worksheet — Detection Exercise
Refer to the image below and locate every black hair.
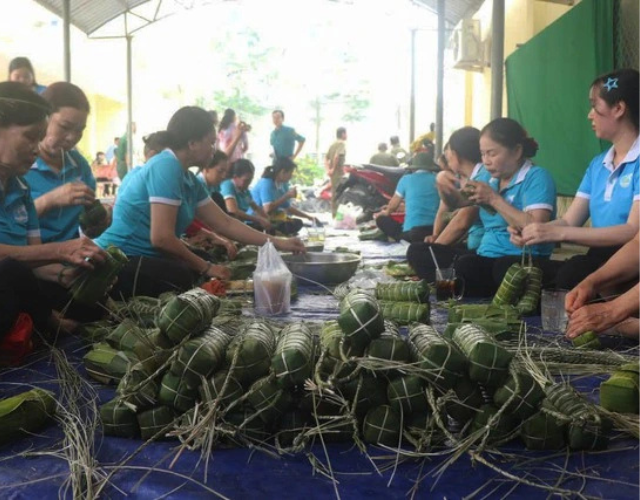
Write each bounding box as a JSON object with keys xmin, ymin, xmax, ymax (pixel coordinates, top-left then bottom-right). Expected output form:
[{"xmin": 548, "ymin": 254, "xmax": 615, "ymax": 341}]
[
  {"xmin": 166, "ymin": 106, "xmax": 214, "ymax": 150},
  {"xmin": 8, "ymin": 57, "xmax": 38, "ymax": 84},
  {"xmin": 262, "ymin": 157, "xmax": 296, "ymax": 179},
  {"xmin": 591, "ymin": 68, "xmax": 639, "ymax": 130},
  {"xmin": 219, "ymin": 108, "xmax": 236, "ymax": 131},
  {"xmin": 448, "ymin": 127, "xmax": 481, "ymax": 164},
  {"xmin": 231, "ymin": 158, "xmax": 255, "ymax": 178},
  {"xmin": 143, "ymin": 131, "xmax": 172, "ymax": 155},
  {"xmin": 480, "ymin": 118, "xmax": 539, "ymax": 158},
  {"xmin": 429, "ymin": 122, "xmax": 435, "ymax": 131},
  {"xmin": 389, "ymin": 135, "xmax": 400, "ymax": 145},
  {"xmin": 41, "ymin": 81, "xmax": 90, "ymax": 113},
  {"xmin": 378, "ymin": 142, "xmax": 388, "ymax": 151},
  {"xmin": 273, "ymin": 109, "xmax": 285, "ymax": 119},
  {"xmin": 336, "ymin": 127, "xmax": 346, "ymax": 139},
  {"xmin": 0, "ymin": 81, "xmax": 51, "ymax": 127},
  {"xmin": 203, "ymin": 149, "xmax": 229, "ymax": 170}
]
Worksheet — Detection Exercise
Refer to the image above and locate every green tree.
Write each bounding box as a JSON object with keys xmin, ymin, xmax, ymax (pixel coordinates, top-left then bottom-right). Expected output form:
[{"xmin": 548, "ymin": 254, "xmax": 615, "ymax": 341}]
[
  {"xmin": 292, "ymin": 155, "xmax": 324, "ymax": 187},
  {"xmin": 196, "ymin": 29, "xmax": 277, "ymax": 122}
]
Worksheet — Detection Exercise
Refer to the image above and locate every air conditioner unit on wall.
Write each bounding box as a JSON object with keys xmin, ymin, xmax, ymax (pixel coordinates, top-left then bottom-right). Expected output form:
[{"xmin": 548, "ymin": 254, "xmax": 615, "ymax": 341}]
[{"xmin": 451, "ymin": 18, "xmax": 485, "ymax": 72}]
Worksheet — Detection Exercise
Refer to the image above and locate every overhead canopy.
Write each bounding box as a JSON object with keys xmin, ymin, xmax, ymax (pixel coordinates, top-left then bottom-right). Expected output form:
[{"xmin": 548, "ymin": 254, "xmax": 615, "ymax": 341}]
[
  {"xmin": 414, "ymin": 0, "xmax": 485, "ymax": 27},
  {"xmin": 32, "ymin": 0, "xmax": 485, "ymax": 37}
]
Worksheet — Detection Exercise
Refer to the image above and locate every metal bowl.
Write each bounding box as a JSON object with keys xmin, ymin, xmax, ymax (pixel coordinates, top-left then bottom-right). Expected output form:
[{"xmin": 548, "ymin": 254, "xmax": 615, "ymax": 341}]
[{"xmin": 281, "ymin": 252, "xmax": 361, "ymax": 286}]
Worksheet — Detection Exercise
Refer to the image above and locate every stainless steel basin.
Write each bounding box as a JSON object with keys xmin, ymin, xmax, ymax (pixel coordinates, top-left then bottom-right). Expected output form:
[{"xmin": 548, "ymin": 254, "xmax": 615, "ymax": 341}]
[{"xmin": 281, "ymin": 252, "xmax": 361, "ymax": 286}]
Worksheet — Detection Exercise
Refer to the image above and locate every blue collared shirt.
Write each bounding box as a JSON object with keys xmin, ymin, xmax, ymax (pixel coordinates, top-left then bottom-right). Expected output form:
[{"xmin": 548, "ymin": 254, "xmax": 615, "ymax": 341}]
[
  {"xmin": 24, "ymin": 149, "xmax": 96, "ymax": 243},
  {"xmin": 0, "ymin": 176, "xmax": 40, "ymax": 245},
  {"xmin": 196, "ymin": 172, "xmax": 220, "ymax": 195},
  {"xmin": 251, "ymin": 177, "xmax": 290, "ymax": 214},
  {"xmin": 270, "ymin": 125, "xmax": 305, "ymax": 159},
  {"xmin": 477, "ymin": 161, "xmax": 557, "ymax": 258},
  {"xmin": 95, "ymin": 149, "xmax": 211, "ymax": 257},
  {"xmin": 395, "ymin": 170, "xmax": 439, "ymax": 231},
  {"xmin": 576, "ymin": 136, "xmax": 639, "ymax": 228},
  {"xmin": 220, "ymin": 179, "xmax": 254, "ymax": 213}
]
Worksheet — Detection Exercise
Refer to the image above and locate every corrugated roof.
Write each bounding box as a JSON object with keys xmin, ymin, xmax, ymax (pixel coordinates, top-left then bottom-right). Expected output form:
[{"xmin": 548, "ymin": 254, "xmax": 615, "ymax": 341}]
[
  {"xmin": 32, "ymin": 0, "xmax": 151, "ymax": 35},
  {"xmin": 31, "ymin": 0, "xmax": 485, "ymax": 36}
]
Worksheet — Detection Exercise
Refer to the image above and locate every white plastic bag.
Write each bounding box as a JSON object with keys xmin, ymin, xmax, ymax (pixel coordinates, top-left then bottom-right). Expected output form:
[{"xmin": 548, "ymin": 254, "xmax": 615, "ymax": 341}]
[
  {"xmin": 253, "ymin": 240, "xmax": 292, "ymax": 315},
  {"xmin": 333, "ymin": 202, "xmax": 362, "ymax": 230}
]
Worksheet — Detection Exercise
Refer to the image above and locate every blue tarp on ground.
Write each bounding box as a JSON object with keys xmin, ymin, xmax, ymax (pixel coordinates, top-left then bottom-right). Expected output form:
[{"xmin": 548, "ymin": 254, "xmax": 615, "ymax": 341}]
[{"xmin": 0, "ymin": 230, "xmax": 637, "ymax": 499}]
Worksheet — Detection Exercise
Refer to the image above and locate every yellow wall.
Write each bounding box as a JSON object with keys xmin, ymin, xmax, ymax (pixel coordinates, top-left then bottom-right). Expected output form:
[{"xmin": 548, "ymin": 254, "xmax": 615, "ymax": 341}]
[
  {"xmin": 76, "ymin": 94, "xmax": 126, "ymax": 162},
  {"xmin": 457, "ymin": 0, "xmax": 576, "ymax": 128}
]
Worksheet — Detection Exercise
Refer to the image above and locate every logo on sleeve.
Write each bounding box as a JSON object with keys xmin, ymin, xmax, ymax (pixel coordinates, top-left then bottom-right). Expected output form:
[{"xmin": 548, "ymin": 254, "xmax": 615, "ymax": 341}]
[
  {"xmin": 12, "ymin": 203, "xmax": 28, "ymax": 225},
  {"xmin": 619, "ymin": 173, "xmax": 632, "ymax": 189}
]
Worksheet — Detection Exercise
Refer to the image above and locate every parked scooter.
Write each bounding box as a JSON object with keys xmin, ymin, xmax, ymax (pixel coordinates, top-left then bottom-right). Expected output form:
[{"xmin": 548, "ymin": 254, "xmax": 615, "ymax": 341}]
[
  {"xmin": 332, "ymin": 163, "xmax": 406, "ymax": 222},
  {"xmin": 320, "ymin": 140, "xmax": 438, "ymax": 222}
]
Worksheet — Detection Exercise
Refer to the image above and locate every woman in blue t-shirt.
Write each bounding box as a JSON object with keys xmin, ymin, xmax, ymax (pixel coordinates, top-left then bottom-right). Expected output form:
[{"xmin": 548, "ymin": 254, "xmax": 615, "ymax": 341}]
[
  {"xmin": 407, "ymin": 127, "xmax": 484, "ymax": 281},
  {"xmin": 25, "ymin": 82, "xmax": 97, "ymax": 244},
  {"xmin": 220, "ymin": 159, "xmax": 272, "ymax": 231},
  {"xmin": 251, "ymin": 157, "xmax": 318, "ymax": 236},
  {"xmin": 374, "ymin": 150, "xmax": 440, "ymax": 242},
  {"xmin": 453, "ymin": 118, "xmax": 557, "ymax": 298},
  {"xmin": 198, "ymin": 149, "xmax": 231, "ymax": 213},
  {"xmin": 513, "ymin": 68, "xmax": 639, "ymax": 291},
  {"xmin": 96, "ymin": 107, "xmax": 304, "ymax": 298},
  {"xmin": 0, "ymin": 82, "xmax": 107, "ymax": 338},
  {"xmin": 23, "ymin": 82, "xmax": 107, "ymax": 321}
]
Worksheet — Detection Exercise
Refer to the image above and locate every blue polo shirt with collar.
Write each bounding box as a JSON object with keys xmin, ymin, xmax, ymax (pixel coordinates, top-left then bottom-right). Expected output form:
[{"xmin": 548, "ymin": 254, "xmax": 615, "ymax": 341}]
[
  {"xmin": 477, "ymin": 161, "xmax": 557, "ymax": 258},
  {"xmin": 220, "ymin": 179, "xmax": 253, "ymax": 213},
  {"xmin": 196, "ymin": 172, "xmax": 220, "ymax": 195},
  {"xmin": 395, "ymin": 169, "xmax": 439, "ymax": 231},
  {"xmin": 466, "ymin": 163, "xmax": 488, "ymax": 251},
  {"xmin": 95, "ymin": 149, "xmax": 211, "ymax": 257},
  {"xmin": 270, "ymin": 125, "xmax": 305, "ymax": 159},
  {"xmin": 24, "ymin": 149, "xmax": 96, "ymax": 243},
  {"xmin": 0, "ymin": 176, "xmax": 41, "ymax": 245},
  {"xmin": 575, "ymin": 137, "xmax": 639, "ymax": 228},
  {"xmin": 251, "ymin": 177, "xmax": 291, "ymax": 214}
]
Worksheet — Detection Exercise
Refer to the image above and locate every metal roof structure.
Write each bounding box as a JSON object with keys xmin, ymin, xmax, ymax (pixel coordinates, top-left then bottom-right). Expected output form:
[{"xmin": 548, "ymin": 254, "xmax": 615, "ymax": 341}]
[
  {"xmin": 28, "ymin": 0, "xmax": 492, "ymax": 163},
  {"xmin": 413, "ymin": 0, "xmax": 485, "ymax": 27},
  {"xmin": 31, "ymin": 0, "xmax": 485, "ymax": 37}
]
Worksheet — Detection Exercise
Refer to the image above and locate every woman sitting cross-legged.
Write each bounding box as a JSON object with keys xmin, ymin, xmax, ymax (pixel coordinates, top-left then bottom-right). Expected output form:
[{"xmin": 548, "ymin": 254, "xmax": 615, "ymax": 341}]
[
  {"xmin": 407, "ymin": 127, "xmax": 486, "ymax": 281},
  {"xmin": 0, "ymin": 81, "xmax": 107, "ymax": 338},
  {"xmin": 511, "ymin": 68, "xmax": 639, "ymax": 291},
  {"xmin": 251, "ymin": 157, "xmax": 319, "ymax": 236},
  {"xmin": 94, "ymin": 106, "xmax": 305, "ymax": 299},
  {"xmin": 220, "ymin": 159, "xmax": 272, "ymax": 231},
  {"xmin": 451, "ymin": 118, "xmax": 557, "ymax": 298},
  {"xmin": 374, "ymin": 150, "xmax": 440, "ymax": 243}
]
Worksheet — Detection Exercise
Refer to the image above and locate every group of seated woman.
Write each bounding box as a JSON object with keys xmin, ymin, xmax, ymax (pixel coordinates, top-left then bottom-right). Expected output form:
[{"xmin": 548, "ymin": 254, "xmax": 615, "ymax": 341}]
[
  {"xmin": 405, "ymin": 68, "xmax": 639, "ymax": 338},
  {"xmin": 0, "ymin": 67, "xmax": 637, "ymax": 345},
  {"xmin": 0, "ymin": 80, "xmax": 305, "ymax": 343}
]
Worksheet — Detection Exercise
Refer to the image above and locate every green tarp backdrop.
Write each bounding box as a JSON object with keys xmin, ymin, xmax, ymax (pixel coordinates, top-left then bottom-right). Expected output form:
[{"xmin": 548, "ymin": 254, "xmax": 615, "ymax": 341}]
[{"xmin": 506, "ymin": 0, "xmax": 614, "ymax": 196}]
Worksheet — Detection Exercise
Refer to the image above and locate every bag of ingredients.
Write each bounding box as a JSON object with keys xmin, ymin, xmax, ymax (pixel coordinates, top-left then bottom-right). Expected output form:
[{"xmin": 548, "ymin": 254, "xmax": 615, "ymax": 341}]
[{"xmin": 253, "ymin": 240, "xmax": 291, "ymax": 315}]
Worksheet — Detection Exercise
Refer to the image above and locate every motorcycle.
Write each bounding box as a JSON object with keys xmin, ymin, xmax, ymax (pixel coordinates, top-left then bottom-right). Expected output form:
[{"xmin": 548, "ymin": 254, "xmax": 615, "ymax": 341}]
[{"xmin": 332, "ymin": 163, "xmax": 407, "ymax": 223}]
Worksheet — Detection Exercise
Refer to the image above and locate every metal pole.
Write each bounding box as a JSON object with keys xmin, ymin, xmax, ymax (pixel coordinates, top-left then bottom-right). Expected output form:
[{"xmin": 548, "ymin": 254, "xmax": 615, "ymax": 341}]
[
  {"xmin": 409, "ymin": 28, "xmax": 416, "ymax": 144},
  {"xmin": 490, "ymin": 0, "xmax": 505, "ymax": 119},
  {"xmin": 126, "ymin": 34, "xmax": 134, "ymax": 171},
  {"xmin": 436, "ymin": 0, "xmax": 445, "ymax": 157},
  {"xmin": 63, "ymin": 0, "xmax": 71, "ymax": 81}
]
